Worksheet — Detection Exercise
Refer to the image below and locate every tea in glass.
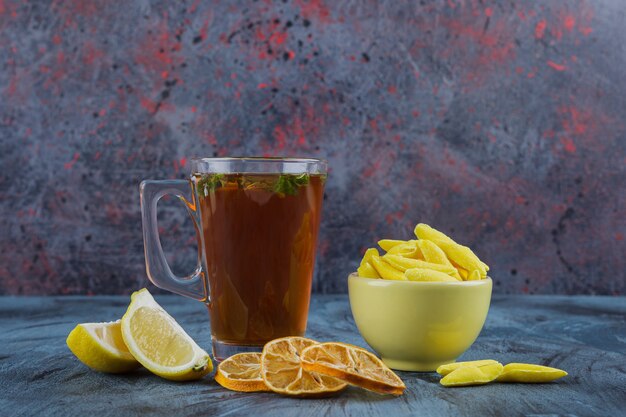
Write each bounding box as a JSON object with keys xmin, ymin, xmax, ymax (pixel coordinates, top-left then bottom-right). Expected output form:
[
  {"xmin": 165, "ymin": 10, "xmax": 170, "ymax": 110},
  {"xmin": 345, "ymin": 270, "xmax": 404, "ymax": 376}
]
[{"xmin": 195, "ymin": 172, "xmax": 325, "ymax": 349}]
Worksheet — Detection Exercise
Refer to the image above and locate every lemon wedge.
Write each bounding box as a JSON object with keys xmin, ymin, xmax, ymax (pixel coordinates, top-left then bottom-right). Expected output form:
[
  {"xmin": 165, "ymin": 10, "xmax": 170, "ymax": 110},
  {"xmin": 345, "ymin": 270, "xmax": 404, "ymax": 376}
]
[
  {"xmin": 120, "ymin": 288, "xmax": 213, "ymax": 381},
  {"xmin": 66, "ymin": 320, "xmax": 140, "ymax": 373}
]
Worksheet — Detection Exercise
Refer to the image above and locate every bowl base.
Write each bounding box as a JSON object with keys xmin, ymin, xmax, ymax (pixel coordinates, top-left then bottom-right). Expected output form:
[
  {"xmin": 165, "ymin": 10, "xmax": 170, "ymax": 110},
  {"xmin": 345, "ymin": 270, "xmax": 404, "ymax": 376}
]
[{"xmin": 381, "ymin": 357, "xmax": 455, "ymax": 372}]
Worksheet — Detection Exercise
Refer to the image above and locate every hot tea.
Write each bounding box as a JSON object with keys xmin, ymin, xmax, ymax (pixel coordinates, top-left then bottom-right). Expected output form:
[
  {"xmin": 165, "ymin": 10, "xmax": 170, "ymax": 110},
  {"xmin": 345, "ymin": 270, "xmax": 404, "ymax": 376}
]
[{"xmin": 194, "ymin": 172, "xmax": 325, "ymax": 346}]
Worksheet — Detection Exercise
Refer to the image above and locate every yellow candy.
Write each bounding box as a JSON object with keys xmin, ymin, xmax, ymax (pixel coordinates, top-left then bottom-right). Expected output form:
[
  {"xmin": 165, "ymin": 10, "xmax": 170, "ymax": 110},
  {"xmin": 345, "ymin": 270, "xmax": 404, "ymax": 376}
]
[
  {"xmin": 432, "ymin": 240, "xmax": 487, "ymax": 278},
  {"xmin": 377, "ymin": 239, "xmax": 406, "ymax": 252},
  {"xmin": 436, "ymin": 360, "xmax": 501, "ymax": 376},
  {"xmin": 414, "ymin": 223, "xmax": 455, "ymax": 244},
  {"xmin": 357, "ymin": 262, "xmax": 380, "ymax": 278},
  {"xmin": 405, "ymin": 268, "xmax": 459, "ymax": 282},
  {"xmin": 370, "ymin": 256, "xmax": 407, "ymax": 281},
  {"xmin": 383, "ymin": 255, "xmax": 461, "ymax": 280},
  {"xmin": 468, "ymin": 270, "xmax": 482, "ymax": 281},
  {"xmin": 357, "ymin": 248, "xmax": 381, "ymax": 278},
  {"xmin": 360, "ymin": 248, "xmax": 379, "ymax": 266},
  {"xmin": 354, "ymin": 223, "xmax": 491, "ymax": 285},
  {"xmin": 387, "ymin": 241, "xmax": 422, "ymax": 259},
  {"xmin": 416, "ymin": 240, "xmax": 453, "ymax": 267},
  {"xmin": 415, "ymin": 223, "xmax": 489, "ymax": 272},
  {"xmin": 497, "ymin": 363, "xmax": 568, "ymax": 383},
  {"xmin": 440, "ymin": 363, "xmax": 503, "ymax": 387},
  {"xmin": 457, "ymin": 267, "xmax": 469, "ymax": 280}
]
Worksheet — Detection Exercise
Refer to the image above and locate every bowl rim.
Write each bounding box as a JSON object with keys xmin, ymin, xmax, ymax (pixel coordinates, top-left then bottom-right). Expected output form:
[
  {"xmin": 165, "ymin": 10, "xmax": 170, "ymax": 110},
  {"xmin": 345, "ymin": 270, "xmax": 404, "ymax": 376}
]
[{"xmin": 348, "ymin": 272, "xmax": 492, "ymax": 287}]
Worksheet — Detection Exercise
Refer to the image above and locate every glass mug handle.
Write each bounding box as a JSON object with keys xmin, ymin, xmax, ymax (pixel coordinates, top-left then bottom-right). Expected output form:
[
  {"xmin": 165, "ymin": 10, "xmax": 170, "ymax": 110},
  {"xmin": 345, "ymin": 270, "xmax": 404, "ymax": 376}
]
[{"xmin": 139, "ymin": 180, "xmax": 208, "ymax": 302}]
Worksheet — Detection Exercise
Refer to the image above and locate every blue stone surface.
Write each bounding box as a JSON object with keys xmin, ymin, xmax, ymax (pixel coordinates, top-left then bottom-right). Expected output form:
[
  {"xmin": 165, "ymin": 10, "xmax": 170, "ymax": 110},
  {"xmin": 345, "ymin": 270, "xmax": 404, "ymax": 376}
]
[{"xmin": 0, "ymin": 294, "xmax": 624, "ymax": 416}]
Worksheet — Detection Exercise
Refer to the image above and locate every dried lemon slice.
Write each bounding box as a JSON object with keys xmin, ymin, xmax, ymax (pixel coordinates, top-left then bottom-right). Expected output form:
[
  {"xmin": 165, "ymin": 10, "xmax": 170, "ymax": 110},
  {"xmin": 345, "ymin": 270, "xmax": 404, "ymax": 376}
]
[
  {"xmin": 260, "ymin": 337, "xmax": 347, "ymax": 397},
  {"xmin": 300, "ymin": 342, "xmax": 405, "ymax": 395},
  {"xmin": 215, "ymin": 352, "xmax": 270, "ymax": 392}
]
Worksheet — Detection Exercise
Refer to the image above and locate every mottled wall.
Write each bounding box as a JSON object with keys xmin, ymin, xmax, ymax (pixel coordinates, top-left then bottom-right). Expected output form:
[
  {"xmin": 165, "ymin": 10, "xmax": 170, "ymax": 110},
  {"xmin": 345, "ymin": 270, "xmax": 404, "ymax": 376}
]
[{"xmin": 1, "ymin": 0, "xmax": 625, "ymax": 296}]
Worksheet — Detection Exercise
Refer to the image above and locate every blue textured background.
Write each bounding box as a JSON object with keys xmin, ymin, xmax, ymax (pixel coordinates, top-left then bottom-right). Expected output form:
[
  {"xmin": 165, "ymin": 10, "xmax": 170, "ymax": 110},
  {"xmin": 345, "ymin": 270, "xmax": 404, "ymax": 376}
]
[{"xmin": 1, "ymin": 0, "xmax": 625, "ymax": 295}]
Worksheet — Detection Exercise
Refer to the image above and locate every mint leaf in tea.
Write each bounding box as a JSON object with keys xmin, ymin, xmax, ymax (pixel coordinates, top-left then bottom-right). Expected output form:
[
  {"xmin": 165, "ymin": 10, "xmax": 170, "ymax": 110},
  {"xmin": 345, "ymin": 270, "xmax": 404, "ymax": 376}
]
[
  {"xmin": 273, "ymin": 173, "xmax": 310, "ymax": 196},
  {"xmin": 197, "ymin": 173, "xmax": 227, "ymax": 196}
]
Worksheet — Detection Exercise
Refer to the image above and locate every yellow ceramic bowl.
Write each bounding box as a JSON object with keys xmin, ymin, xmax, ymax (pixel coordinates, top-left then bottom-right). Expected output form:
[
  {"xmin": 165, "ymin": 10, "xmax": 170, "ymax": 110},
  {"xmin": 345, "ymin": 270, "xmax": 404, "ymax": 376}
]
[{"xmin": 348, "ymin": 273, "xmax": 492, "ymax": 372}]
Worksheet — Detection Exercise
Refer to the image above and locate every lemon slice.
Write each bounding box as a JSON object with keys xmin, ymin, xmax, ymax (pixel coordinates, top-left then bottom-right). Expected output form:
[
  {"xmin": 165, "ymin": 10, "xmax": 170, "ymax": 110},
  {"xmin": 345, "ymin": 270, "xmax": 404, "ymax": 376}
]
[
  {"xmin": 300, "ymin": 342, "xmax": 406, "ymax": 395},
  {"xmin": 260, "ymin": 337, "xmax": 347, "ymax": 397},
  {"xmin": 120, "ymin": 288, "xmax": 213, "ymax": 381},
  {"xmin": 66, "ymin": 320, "xmax": 140, "ymax": 373},
  {"xmin": 215, "ymin": 352, "xmax": 270, "ymax": 392}
]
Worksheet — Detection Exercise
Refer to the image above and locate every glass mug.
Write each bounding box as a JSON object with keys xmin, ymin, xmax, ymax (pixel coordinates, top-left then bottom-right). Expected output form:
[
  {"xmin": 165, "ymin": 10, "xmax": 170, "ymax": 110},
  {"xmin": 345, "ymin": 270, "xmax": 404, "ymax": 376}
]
[{"xmin": 139, "ymin": 157, "xmax": 327, "ymax": 360}]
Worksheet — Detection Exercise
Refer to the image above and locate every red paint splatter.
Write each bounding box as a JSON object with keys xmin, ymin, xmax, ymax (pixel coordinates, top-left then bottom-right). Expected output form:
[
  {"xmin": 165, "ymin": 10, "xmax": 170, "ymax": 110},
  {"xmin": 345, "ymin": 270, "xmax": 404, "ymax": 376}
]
[
  {"xmin": 133, "ymin": 15, "xmax": 184, "ymax": 89},
  {"xmin": 140, "ymin": 96, "xmax": 159, "ymax": 113},
  {"xmin": 485, "ymin": 8, "xmax": 493, "ymax": 17},
  {"xmin": 387, "ymin": 85, "xmax": 397, "ymax": 94},
  {"xmin": 547, "ymin": 60, "xmax": 567, "ymax": 71},
  {"xmin": 64, "ymin": 152, "xmax": 80, "ymax": 170},
  {"xmin": 362, "ymin": 160, "xmax": 382, "ymax": 178},
  {"xmin": 439, "ymin": 17, "xmax": 516, "ymax": 84},
  {"xmin": 199, "ymin": 13, "xmax": 212, "ymax": 41},
  {"xmin": 52, "ymin": 0, "xmax": 99, "ymax": 28},
  {"xmin": 385, "ymin": 203, "xmax": 409, "ymax": 225},
  {"xmin": 559, "ymin": 106, "xmax": 590, "ymax": 136},
  {"xmin": 82, "ymin": 42, "xmax": 104, "ymax": 66},
  {"xmin": 563, "ymin": 15, "xmax": 576, "ymax": 31},
  {"xmin": 52, "ymin": 34, "xmax": 62, "ymax": 45},
  {"xmin": 269, "ymin": 31, "xmax": 287, "ymax": 46},
  {"xmin": 535, "ymin": 20, "xmax": 547, "ymax": 39},
  {"xmin": 289, "ymin": 114, "xmax": 308, "ymax": 148},
  {"xmin": 273, "ymin": 126, "xmax": 288, "ymax": 149},
  {"xmin": 560, "ymin": 137, "xmax": 577, "ymax": 153},
  {"xmin": 205, "ymin": 133, "xmax": 217, "ymax": 145},
  {"xmin": 257, "ymin": 83, "xmax": 269, "ymax": 89},
  {"xmin": 542, "ymin": 129, "xmax": 555, "ymax": 139},
  {"xmin": 294, "ymin": 0, "xmax": 332, "ymax": 23},
  {"xmin": 369, "ymin": 119, "xmax": 378, "ymax": 132},
  {"xmin": 254, "ymin": 27, "xmax": 266, "ymax": 41}
]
